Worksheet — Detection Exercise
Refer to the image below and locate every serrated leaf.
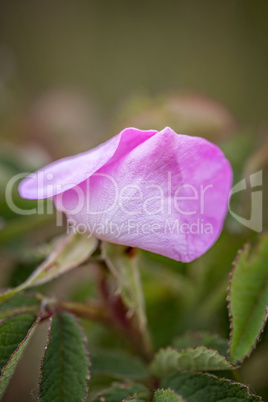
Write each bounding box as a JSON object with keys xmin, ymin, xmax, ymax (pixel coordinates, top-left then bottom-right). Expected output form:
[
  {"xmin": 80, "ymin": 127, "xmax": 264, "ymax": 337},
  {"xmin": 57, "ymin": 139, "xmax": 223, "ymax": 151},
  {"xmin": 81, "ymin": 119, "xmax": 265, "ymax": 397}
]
[
  {"xmin": 102, "ymin": 243, "xmax": 147, "ymax": 333},
  {"xmin": 124, "ymin": 390, "xmax": 151, "ymax": 401},
  {"xmin": 94, "ymin": 382, "xmax": 149, "ymax": 402},
  {"xmin": 150, "ymin": 346, "xmax": 235, "ymax": 377},
  {"xmin": 153, "ymin": 388, "xmax": 186, "ymax": 401},
  {"xmin": 228, "ymin": 234, "xmax": 268, "ymax": 364},
  {"xmin": 172, "ymin": 332, "xmax": 229, "ymax": 358},
  {"xmin": 39, "ymin": 312, "xmax": 90, "ymax": 402},
  {"xmin": 124, "ymin": 394, "xmax": 148, "ymax": 402},
  {"xmin": 124, "ymin": 399, "xmax": 144, "ymax": 402},
  {"xmin": 91, "ymin": 350, "xmax": 148, "ymax": 380},
  {"xmin": 0, "ymin": 313, "xmax": 39, "ymax": 398},
  {"xmin": 0, "ymin": 293, "xmax": 40, "ymax": 319},
  {"xmin": 0, "ymin": 232, "xmax": 98, "ymax": 303},
  {"xmin": 161, "ymin": 371, "xmax": 261, "ymax": 401}
]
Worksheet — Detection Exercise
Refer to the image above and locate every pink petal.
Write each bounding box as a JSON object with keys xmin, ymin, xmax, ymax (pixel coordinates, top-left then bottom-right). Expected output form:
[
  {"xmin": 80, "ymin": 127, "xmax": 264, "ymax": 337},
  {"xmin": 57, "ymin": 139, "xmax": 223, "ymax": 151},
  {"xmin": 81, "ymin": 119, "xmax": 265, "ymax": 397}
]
[
  {"xmin": 18, "ymin": 127, "xmax": 157, "ymax": 199},
  {"xmin": 53, "ymin": 127, "xmax": 232, "ymax": 262}
]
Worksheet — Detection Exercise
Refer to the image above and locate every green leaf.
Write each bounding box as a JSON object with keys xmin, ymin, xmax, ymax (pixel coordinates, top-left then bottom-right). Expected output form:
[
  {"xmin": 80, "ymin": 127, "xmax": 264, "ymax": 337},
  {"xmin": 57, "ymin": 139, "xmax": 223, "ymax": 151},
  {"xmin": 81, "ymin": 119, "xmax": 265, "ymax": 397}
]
[
  {"xmin": 124, "ymin": 399, "xmax": 143, "ymax": 402},
  {"xmin": 150, "ymin": 346, "xmax": 235, "ymax": 377},
  {"xmin": 153, "ymin": 389, "xmax": 186, "ymax": 401},
  {"xmin": 161, "ymin": 371, "xmax": 261, "ymax": 401},
  {"xmin": 102, "ymin": 243, "xmax": 147, "ymax": 333},
  {"xmin": 228, "ymin": 234, "xmax": 268, "ymax": 364},
  {"xmin": 0, "ymin": 293, "xmax": 40, "ymax": 319},
  {"xmin": 0, "ymin": 233, "xmax": 98, "ymax": 303},
  {"xmin": 124, "ymin": 393, "xmax": 149, "ymax": 402},
  {"xmin": 94, "ymin": 382, "xmax": 149, "ymax": 402},
  {"xmin": 39, "ymin": 312, "xmax": 90, "ymax": 402},
  {"xmin": 172, "ymin": 332, "xmax": 229, "ymax": 358},
  {"xmin": 0, "ymin": 313, "xmax": 39, "ymax": 398},
  {"xmin": 91, "ymin": 350, "xmax": 148, "ymax": 380}
]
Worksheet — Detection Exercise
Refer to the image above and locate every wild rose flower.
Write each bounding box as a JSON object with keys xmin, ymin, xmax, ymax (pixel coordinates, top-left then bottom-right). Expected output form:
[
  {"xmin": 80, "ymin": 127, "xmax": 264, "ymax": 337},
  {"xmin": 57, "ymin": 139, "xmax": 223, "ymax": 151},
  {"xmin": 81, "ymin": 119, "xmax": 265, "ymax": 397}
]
[{"xmin": 19, "ymin": 127, "xmax": 232, "ymax": 262}]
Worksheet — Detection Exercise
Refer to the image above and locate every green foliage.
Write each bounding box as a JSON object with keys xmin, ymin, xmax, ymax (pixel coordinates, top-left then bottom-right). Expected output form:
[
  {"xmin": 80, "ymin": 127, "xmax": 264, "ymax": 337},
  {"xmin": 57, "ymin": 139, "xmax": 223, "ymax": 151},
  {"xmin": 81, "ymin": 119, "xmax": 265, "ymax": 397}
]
[
  {"xmin": 0, "ymin": 313, "xmax": 39, "ymax": 398},
  {"xmin": 0, "ymin": 232, "xmax": 98, "ymax": 303},
  {"xmin": 0, "ymin": 232, "xmax": 266, "ymax": 400},
  {"xmin": 228, "ymin": 234, "xmax": 268, "ymax": 364},
  {"xmin": 150, "ymin": 346, "xmax": 235, "ymax": 378},
  {"xmin": 39, "ymin": 312, "xmax": 90, "ymax": 402},
  {"xmin": 93, "ymin": 382, "xmax": 149, "ymax": 402},
  {"xmin": 0, "ymin": 293, "xmax": 40, "ymax": 319},
  {"xmin": 125, "ymin": 394, "xmax": 149, "ymax": 402},
  {"xmin": 161, "ymin": 371, "xmax": 261, "ymax": 401},
  {"xmin": 91, "ymin": 350, "xmax": 148, "ymax": 380},
  {"xmin": 172, "ymin": 331, "xmax": 229, "ymax": 357},
  {"xmin": 0, "ymin": 234, "xmax": 266, "ymax": 400},
  {"xmin": 153, "ymin": 389, "xmax": 185, "ymax": 402}
]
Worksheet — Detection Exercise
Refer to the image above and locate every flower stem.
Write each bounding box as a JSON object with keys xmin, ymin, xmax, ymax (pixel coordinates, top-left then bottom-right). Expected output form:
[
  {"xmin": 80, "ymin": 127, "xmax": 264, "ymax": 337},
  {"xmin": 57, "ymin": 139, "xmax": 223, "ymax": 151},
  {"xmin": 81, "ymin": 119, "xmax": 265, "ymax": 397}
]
[
  {"xmin": 58, "ymin": 300, "xmax": 110, "ymax": 324},
  {"xmin": 97, "ymin": 257, "xmax": 153, "ymax": 362}
]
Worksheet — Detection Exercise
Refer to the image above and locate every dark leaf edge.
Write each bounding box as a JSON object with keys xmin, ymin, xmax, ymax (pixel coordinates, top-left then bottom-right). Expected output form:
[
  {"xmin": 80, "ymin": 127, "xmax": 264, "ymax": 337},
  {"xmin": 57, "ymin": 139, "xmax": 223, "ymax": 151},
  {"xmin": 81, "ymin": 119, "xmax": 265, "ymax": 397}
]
[
  {"xmin": 0, "ymin": 306, "xmax": 40, "ymax": 324},
  {"xmin": 0, "ymin": 314, "xmax": 41, "ymax": 395},
  {"xmin": 38, "ymin": 312, "xmax": 91, "ymax": 402},
  {"xmin": 227, "ymin": 240, "xmax": 268, "ymax": 365},
  {"xmin": 75, "ymin": 313, "xmax": 91, "ymax": 401},
  {"xmin": 0, "ymin": 305, "xmax": 40, "ymax": 321}
]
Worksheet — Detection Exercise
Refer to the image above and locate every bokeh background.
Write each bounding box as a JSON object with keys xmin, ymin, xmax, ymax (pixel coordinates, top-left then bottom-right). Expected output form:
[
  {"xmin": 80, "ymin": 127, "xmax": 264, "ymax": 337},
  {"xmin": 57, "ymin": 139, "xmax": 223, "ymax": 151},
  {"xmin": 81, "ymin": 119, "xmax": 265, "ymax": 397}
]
[{"xmin": 0, "ymin": 1, "xmax": 267, "ymax": 401}]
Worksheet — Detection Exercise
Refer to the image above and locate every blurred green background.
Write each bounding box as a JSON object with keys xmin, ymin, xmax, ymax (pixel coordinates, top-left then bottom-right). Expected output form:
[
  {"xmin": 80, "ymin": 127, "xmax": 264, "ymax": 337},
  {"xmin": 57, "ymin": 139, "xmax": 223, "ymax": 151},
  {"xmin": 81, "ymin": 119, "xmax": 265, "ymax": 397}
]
[
  {"xmin": 0, "ymin": 1, "xmax": 267, "ymax": 401},
  {"xmin": 0, "ymin": 0, "xmax": 268, "ymax": 123}
]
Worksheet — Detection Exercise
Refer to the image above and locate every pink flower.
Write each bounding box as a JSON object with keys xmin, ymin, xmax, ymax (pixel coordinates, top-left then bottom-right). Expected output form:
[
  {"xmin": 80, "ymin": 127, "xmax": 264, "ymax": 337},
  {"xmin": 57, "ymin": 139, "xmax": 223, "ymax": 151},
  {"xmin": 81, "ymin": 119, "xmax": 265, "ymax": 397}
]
[{"xmin": 19, "ymin": 127, "xmax": 232, "ymax": 262}]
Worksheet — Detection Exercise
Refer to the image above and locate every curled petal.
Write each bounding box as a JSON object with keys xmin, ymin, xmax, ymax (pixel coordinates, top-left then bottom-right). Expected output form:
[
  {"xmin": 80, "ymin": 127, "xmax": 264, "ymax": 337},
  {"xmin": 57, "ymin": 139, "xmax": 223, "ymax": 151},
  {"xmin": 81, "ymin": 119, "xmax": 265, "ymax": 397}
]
[
  {"xmin": 51, "ymin": 127, "xmax": 232, "ymax": 262},
  {"xmin": 18, "ymin": 127, "xmax": 157, "ymax": 199}
]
